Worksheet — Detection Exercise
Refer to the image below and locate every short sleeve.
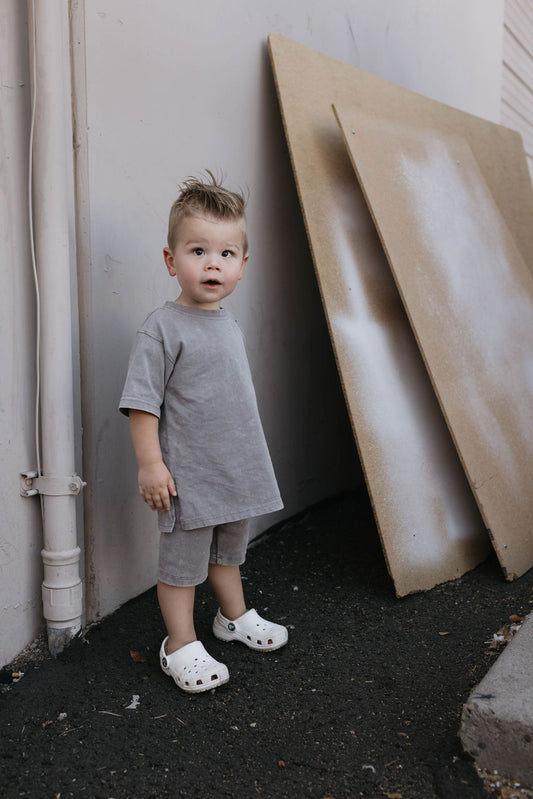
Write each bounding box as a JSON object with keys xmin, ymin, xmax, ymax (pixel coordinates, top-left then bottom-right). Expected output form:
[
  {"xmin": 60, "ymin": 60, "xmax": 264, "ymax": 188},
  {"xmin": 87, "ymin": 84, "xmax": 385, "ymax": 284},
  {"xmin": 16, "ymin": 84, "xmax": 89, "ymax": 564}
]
[{"xmin": 119, "ymin": 331, "xmax": 166, "ymax": 418}]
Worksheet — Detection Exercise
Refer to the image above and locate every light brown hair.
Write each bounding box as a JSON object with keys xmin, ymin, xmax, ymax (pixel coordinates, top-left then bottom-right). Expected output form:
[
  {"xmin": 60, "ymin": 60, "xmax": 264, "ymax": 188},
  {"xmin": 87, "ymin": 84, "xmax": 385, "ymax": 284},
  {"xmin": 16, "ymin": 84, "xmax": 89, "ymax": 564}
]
[{"xmin": 167, "ymin": 170, "xmax": 248, "ymax": 253}]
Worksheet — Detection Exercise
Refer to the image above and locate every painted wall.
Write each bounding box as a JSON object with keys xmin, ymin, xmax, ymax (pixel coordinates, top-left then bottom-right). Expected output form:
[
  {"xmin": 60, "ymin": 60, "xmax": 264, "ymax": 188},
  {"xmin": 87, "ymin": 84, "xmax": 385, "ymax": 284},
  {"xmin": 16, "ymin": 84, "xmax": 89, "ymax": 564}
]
[
  {"xmin": 1, "ymin": 0, "xmax": 505, "ymax": 662},
  {"xmin": 349, "ymin": 0, "xmax": 504, "ymax": 122},
  {"xmin": 0, "ymin": 1, "xmax": 44, "ymax": 665},
  {"xmin": 73, "ymin": 0, "xmax": 504, "ymax": 622},
  {"xmin": 0, "ymin": 1, "xmax": 84, "ymax": 666}
]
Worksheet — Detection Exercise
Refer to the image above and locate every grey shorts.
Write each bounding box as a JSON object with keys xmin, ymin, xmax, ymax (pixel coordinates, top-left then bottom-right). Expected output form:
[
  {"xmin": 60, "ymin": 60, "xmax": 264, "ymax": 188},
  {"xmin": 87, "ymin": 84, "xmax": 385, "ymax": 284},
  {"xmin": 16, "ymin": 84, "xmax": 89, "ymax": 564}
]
[{"xmin": 158, "ymin": 518, "xmax": 249, "ymax": 587}]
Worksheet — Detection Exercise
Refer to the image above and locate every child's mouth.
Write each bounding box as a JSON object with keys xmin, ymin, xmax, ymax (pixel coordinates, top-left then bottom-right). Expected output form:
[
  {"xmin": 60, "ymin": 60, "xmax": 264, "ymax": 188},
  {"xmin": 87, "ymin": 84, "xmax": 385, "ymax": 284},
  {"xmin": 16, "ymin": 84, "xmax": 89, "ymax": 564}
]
[{"xmin": 204, "ymin": 280, "xmax": 221, "ymax": 286}]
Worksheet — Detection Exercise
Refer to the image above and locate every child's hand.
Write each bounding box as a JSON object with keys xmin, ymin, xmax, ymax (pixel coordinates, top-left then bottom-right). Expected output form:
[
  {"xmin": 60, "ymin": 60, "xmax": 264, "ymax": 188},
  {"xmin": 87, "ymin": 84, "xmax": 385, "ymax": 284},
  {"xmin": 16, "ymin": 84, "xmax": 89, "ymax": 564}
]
[{"xmin": 137, "ymin": 461, "xmax": 177, "ymax": 512}]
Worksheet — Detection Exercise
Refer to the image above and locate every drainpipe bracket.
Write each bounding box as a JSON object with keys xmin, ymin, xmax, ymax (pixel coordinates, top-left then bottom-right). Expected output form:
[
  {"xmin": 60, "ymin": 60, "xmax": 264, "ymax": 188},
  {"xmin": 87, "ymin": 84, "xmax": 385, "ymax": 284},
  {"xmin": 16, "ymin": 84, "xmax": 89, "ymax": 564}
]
[{"xmin": 20, "ymin": 471, "xmax": 86, "ymax": 498}]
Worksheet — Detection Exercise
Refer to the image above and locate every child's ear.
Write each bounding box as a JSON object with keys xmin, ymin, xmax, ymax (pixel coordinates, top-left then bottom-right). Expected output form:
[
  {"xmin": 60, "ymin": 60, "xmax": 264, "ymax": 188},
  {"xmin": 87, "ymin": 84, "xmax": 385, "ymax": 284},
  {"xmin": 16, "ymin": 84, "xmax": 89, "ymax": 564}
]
[
  {"xmin": 163, "ymin": 247, "xmax": 176, "ymax": 277},
  {"xmin": 239, "ymin": 253, "xmax": 249, "ymax": 279}
]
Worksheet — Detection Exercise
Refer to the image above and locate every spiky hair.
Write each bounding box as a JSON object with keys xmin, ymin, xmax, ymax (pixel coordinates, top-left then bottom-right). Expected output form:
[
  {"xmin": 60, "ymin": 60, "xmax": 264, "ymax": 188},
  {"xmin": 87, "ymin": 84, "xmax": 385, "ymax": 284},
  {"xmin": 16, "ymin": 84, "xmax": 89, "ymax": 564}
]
[{"xmin": 167, "ymin": 170, "xmax": 248, "ymax": 253}]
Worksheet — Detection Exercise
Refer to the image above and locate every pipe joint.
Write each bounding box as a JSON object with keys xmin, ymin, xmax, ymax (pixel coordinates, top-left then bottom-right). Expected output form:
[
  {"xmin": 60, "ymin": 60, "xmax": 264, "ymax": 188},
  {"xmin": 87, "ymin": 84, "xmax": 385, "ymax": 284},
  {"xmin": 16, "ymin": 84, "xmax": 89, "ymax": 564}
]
[
  {"xmin": 41, "ymin": 546, "xmax": 83, "ymax": 624},
  {"xmin": 20, "ymin": 471, "xmax": 86, "ymax": 497},
  {"xmin": 41, "ymin": 546, "xmax": 81, "ymax": 568},
  {"xmin": 42, "ymin": 581, "xmax": 83, "ymax": 624}
]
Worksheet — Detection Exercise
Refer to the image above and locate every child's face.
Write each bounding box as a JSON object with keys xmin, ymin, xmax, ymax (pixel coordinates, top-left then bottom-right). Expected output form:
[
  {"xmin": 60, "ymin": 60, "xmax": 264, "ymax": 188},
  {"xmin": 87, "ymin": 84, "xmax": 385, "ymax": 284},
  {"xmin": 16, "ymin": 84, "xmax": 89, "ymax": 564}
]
[{"xmin": 163, "ymin": 214, "xmax": 248, "ymax": 310}]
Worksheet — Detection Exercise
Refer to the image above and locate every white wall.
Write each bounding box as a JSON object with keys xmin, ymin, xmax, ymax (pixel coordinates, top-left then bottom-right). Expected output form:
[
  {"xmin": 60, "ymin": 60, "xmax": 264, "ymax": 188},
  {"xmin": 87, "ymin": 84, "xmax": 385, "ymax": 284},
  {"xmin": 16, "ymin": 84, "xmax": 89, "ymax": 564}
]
[
  {"xmin": 0, "ymin": 1, "xmax": 83, "ymax": 666},
  {"xmin": 0, "ymin": 2, "xmax": 45, "ymax": 663},
  {"xmin": 349, "ymin": 0, "xmax": 504, "ymax": 123},
  {"xmin": 73, "ymin": 0, "xmax": 364, "ymax": 621},
  {"xmin": 1, "ymin": 0, "xmax": 505, "ymax": 661},
  {"xmin": 74, "ymin": 0, "xmax": 504, "ymax": 622}
]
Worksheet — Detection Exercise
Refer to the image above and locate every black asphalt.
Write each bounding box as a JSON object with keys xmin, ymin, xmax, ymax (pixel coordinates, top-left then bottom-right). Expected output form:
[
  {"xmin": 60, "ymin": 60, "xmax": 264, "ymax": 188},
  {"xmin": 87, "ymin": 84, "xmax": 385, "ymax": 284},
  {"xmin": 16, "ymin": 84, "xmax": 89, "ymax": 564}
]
[{"xmin": 2, "ymin": 488, "xmax": 532, "ymax": 799}]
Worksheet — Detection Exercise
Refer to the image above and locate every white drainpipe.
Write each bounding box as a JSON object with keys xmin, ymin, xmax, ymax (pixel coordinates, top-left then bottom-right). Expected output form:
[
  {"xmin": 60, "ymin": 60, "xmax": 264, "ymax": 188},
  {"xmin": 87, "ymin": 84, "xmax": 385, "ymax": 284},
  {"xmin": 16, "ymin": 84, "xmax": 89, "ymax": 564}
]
[{"xmin": 24, "ymin": 0, "xmax": 84, "ymax": 655}]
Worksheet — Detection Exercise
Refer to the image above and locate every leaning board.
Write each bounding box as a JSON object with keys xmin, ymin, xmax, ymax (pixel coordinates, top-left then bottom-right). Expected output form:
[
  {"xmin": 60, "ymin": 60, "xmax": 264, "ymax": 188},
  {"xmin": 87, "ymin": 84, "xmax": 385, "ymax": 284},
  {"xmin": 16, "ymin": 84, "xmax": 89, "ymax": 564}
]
[
  {"xmin": 335, "ymin": 106, "xmax": 533, "ymax": 578},
  {"xmin": 268, "ymin": 34, "xmax": 489, "ymax": 595}
]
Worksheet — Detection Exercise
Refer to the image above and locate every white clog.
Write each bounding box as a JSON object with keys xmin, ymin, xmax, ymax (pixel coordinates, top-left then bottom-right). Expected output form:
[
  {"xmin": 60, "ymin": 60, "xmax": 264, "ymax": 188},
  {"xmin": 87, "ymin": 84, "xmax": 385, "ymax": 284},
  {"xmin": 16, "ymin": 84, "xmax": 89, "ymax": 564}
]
[
  {"xmin": 160, "ymin": 638, "xmax": 229, "ymax": 693},
  {"xmin": 213, "ymin": 608, "xmax": 288, "ymax": 652}
]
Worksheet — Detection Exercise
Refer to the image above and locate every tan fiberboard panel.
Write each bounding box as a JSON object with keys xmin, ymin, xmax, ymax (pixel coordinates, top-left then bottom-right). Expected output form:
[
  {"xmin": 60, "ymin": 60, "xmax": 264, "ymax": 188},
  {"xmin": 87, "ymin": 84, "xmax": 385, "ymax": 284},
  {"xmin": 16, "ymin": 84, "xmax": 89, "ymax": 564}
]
[
  {"xmin": 268, "ymin": 34, "xmax": 490, "ymax": 596},
  {"xmin": 335, "ymin": 107, "xmax": 533, "ymax": 579}
]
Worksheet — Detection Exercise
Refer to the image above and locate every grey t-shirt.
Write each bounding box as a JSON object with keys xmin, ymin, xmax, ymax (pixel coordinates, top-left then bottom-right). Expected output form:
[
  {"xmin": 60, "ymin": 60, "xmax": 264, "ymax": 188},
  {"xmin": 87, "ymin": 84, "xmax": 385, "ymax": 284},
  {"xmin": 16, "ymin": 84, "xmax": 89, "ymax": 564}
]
[{"xmin": 119, "ymin": 302, "xmax": 283, "ymax": 531}]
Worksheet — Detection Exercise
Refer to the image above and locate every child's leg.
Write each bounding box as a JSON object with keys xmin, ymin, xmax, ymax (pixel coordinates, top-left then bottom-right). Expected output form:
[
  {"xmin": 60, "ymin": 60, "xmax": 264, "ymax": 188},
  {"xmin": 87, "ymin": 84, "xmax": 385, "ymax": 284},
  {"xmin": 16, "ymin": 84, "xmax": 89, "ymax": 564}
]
[
  {"xmin": 207, "ymin": 563, "xmax": 247, "ymax": 620},
  {"xmin": 158, "ymin": 522, "xmax": 219, "ymax": 654},
  {"xmin": 210, "ymin": 562, "xmax": 288, "ymax": 652},
  {"xmin": 157, "ymin": 580, "xmax": 196, "ymax": 654},
  {"xmin": 207, "ymin": 520, "xmax": 249, "ymax": 618},
  {"xmin": 209, "ymin": 520, "xmax": 288, "ymax": 653},
  {"xmin": 158, "ymin": 577, "xmax": 229, "ymax": 691}
]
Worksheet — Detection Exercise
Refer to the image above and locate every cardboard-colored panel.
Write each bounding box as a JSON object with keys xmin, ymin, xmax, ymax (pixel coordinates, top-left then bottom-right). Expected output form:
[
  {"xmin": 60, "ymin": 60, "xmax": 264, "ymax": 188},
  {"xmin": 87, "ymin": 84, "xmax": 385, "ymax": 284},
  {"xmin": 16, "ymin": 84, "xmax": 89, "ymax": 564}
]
[
  {"xmin": 335, "ymin": 108, "xmax": 533, "ymax": 579},
  {"xmin": 268, "ymin": 35, "xmax": 490, "ymax": 596},
  {"xmin": 268, "ymin": 37, "xmax": 533, "ymax": 272}
]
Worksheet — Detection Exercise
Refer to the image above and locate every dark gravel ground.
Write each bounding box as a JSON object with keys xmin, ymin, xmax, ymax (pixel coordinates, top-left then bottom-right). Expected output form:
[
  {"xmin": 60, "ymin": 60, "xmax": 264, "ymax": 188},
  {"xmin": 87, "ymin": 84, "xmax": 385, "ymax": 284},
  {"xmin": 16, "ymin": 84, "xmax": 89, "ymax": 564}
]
[{"xmin": 2, "ymin": 488, "xmax": 533, "ymax": 799}]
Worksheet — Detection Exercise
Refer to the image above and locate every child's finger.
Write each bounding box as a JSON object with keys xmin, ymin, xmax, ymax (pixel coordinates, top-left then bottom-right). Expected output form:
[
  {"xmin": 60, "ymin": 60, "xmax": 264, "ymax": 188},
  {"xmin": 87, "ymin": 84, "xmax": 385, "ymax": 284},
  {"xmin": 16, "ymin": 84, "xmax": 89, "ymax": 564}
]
[
  {"xmin": 158, "ymin": 486, "xmax": 171, "ymax": 511},
  {"xmin": 140, "ymin": 486, "xmax": 157, "ymax": 511},
  {"xmin": 146, "ymin": 497, "xmax": 157, "ymax": 511},
  {"xmin": 143, "ymin": 496, "xmax": 156, "ymax": 511}
]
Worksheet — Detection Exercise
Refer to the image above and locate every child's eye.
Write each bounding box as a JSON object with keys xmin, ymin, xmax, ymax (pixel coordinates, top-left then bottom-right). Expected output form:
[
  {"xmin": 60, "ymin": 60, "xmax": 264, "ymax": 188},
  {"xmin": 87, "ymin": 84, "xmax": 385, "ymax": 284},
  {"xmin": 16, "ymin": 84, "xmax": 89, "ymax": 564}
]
[
  {"xmin": 221, "ymin": 250, "xmax": 233, "ymax": 258},
  {"xmin": 193, "ymin": 247, "xmax": 204, "ymax": 256}
]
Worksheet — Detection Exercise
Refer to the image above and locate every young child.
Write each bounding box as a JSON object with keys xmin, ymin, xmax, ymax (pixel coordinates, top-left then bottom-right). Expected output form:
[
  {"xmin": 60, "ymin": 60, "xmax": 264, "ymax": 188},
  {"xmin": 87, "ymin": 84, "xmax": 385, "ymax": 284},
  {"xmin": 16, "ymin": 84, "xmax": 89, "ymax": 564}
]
[{"xmin": 119, "ymin": 173, "xmax": 287, "ymax": 693}]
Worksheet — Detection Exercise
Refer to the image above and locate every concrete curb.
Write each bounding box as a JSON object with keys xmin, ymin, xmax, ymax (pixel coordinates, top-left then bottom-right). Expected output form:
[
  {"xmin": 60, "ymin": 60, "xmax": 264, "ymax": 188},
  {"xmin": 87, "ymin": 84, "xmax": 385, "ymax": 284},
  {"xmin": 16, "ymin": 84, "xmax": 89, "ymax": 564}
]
[{"xmin": 460, "ymin": 613, "xmax": 533, "ymax": 788}]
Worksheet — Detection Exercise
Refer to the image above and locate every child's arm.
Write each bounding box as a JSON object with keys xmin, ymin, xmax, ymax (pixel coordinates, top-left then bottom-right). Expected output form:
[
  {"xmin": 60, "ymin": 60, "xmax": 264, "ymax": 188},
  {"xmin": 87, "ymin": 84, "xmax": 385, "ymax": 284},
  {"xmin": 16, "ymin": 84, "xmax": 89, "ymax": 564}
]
[{"xmin": 129, "ymin": 409, "xmax": 177, "ymax": 512}]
